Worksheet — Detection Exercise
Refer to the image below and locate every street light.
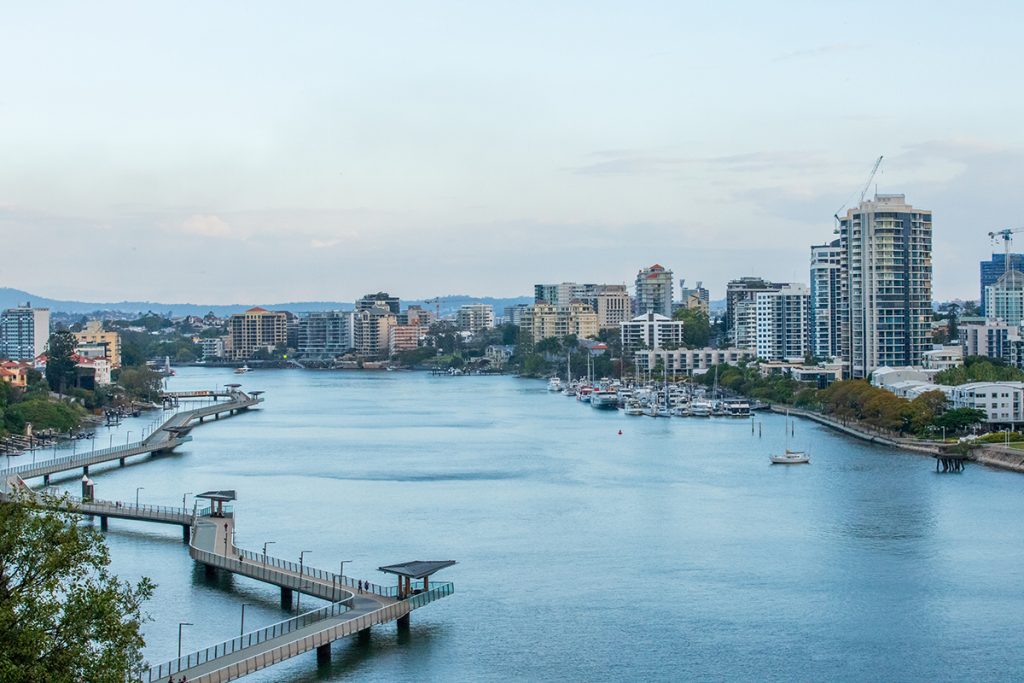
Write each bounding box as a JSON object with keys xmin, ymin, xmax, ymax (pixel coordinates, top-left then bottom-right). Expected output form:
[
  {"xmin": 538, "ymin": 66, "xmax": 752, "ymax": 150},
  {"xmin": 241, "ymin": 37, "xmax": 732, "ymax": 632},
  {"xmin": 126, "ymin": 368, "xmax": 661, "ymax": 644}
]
[
  {"xmin": 263, "ymin": 541, "xmax": 275, "ymax": 565},
  {"xmin": 298, "ymin": 550, "xmax": 312, "ymax": 612},
  {"xmin": 135, "ymin": 487, "xmax": 144, "ymax": 507},
  {"xmin": 182, "ymin": 491, "xmax": 193, "ymax": 510},
  {"xmin": 126, "ymin": 431, "xmax": 132, "ymax": 446},
  {"xmin": 178, "ymin": 622, "xmax": 193, "ymax": 658},
  {"xmin": 240, "ymin": 603, "xmax": 253, "ymax": 636}
]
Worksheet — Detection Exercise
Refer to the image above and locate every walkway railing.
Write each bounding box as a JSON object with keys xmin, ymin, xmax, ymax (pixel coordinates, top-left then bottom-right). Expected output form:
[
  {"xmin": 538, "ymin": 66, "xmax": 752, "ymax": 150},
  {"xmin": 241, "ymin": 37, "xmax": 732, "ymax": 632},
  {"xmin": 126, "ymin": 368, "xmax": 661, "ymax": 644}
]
[
  {"xmin": 145, "ymin": 581, "xmax": 455, "ymax": 683},
  {"xmin": 146, "ymin": 596, "xmax": 352, "ymax": 682},
  {"xmin": 236, "ymin": 548, "xmax": 392, "ymax": 598},
  {"xmin": 191, "ymin": 541, "xmax": 357, "ymax": 603},
  {"xmin": 0, "ymin": 391, "xmax": 261, "ymax": 481}
]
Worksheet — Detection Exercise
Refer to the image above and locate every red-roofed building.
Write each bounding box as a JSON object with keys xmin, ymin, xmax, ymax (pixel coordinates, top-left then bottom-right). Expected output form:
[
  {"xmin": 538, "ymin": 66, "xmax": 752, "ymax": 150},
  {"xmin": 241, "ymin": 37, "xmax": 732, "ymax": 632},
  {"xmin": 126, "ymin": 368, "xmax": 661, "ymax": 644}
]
[{"xmin": 226, "ymin": 308, "xmax": 289, "ymax": 360}]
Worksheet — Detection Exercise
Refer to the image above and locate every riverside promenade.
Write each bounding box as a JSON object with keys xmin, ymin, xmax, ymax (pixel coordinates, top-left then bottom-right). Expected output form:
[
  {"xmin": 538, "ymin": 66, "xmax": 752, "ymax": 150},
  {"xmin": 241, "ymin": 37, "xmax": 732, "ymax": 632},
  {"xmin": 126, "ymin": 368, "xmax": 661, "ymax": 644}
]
[{"xmin": 0, "ymin": 388, "xmax": 456, "ymax": 682}]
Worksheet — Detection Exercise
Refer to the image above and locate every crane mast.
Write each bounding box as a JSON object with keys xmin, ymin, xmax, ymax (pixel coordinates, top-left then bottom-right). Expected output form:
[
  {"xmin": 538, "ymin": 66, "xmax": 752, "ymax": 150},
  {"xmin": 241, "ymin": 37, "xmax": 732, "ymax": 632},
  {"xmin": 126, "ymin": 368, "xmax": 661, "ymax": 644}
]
[{"xmin": 988, "ymin": 228, "xmax": 1024, "ymax": 276}]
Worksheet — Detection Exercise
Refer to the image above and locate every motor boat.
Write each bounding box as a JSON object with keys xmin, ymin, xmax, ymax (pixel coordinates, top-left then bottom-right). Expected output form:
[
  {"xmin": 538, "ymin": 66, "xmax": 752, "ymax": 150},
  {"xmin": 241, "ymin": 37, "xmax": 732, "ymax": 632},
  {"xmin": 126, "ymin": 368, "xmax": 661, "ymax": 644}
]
[
  {"xmin": 689, "ymin": 400, "xmax": 713, "ymax": 417},
  {"xmin": 234, "ymin": 365, "xmax": 251, "ymax": 375},
  {"xmin": 590, "ymin": 390, "xmax": 619, "ymax": 410},
  {"xmin": 624, "ymin": 399, "xmax": 645, "ymax": 416},
  {"xmin": 548, "ymin": 377, "xmax": 563, "ymax": 392}
]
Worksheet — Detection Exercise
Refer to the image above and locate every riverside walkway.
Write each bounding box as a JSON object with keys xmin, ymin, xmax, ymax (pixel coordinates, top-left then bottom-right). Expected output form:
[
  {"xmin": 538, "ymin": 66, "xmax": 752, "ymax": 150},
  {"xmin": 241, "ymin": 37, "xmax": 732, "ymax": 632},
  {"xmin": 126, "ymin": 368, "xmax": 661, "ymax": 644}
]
[
  {"xmin": 143, "ymin": 500, "xmax": 455, "ymax": 683},
  {"xmin": 0, "ymin": 387, "xmax": 456, "ymax": 682},
  {"xmin": 0, "ymin": 390, "xmax": 262, "ymax": 484}
]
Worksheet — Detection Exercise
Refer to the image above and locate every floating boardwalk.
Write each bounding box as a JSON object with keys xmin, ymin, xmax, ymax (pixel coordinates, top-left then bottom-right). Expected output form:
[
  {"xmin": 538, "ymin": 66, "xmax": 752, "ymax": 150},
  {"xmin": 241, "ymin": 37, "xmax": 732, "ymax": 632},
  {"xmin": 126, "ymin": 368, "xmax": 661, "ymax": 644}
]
[{"xmin": 0, "ymin": 388, "xmax": 456, "ymax": 683}]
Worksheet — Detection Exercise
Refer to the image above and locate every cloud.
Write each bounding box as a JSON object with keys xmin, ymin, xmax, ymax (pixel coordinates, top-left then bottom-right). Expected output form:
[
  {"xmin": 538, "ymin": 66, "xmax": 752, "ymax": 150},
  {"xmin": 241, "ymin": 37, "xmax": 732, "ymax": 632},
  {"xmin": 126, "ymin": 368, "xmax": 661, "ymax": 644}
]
[
  {"xmin": 773, "ymin": 43, "xmax": 865, "ymax": 62},
  {"xmin": 310, "ymin": 238, "xmax": 342, "ymax": 249},
  {"xmin": 179, "ymin": 214, "xmax": 247, "ymax": 239}
]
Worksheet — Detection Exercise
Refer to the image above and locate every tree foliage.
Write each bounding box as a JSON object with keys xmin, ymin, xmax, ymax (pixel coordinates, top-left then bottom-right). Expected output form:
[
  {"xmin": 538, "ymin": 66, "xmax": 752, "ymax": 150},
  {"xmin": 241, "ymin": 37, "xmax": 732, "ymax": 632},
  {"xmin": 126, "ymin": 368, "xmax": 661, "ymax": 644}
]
[
  {"xmin": 0, "ymin": 493, "xmax": 154, "ymax": 682},
  {"xmin": 672, "ymin": 307, "xmax": 711, "ymax": 348},
  {"xmin": 44, "ymin": 330, "xmax": 78, "ymax": 394},
  {"xmin": 116, "ymin": 366, "xmax": 163, "ymax": 402},
  {"xmin": 934, "ymin": 356, "xmax": 1024, "ymax": 386}
]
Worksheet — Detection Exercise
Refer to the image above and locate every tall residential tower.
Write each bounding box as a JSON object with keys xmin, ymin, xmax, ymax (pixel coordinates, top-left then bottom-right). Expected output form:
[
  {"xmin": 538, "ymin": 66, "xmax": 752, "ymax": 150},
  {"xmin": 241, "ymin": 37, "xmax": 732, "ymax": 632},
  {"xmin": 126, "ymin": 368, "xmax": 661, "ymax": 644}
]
[{"xmin": 839, "ymin": 194, "xmax": 932, "ymax": 378}]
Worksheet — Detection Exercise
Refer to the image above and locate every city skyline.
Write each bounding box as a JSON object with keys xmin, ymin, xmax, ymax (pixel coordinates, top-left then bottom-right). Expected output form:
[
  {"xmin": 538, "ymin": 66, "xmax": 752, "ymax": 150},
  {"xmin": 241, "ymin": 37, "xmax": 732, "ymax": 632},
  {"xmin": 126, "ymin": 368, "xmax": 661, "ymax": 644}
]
[{"xmin": 2, "ymin": 2, "xmax": 1021, "ymax": 302}]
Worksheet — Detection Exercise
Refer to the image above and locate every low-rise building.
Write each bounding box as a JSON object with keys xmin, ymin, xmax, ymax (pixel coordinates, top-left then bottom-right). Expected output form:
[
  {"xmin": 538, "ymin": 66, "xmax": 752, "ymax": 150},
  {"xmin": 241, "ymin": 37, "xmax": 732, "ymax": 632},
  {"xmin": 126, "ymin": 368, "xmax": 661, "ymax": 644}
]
[
  {"xmin": 73, "ymin": 321, "xmax": 121, "ymax": 368},
  {"xmin": 871, "ymin": 366, "xmax": 940, "ymax": 390},
  {"xmin": 0, "ymin": 361, "xmax": 28, "ymax": 388},
  {"xmin": 922, "ymin": 345, "xmax": 964, "ymax": 370},
  {"xmin": 948, "ymin": 381, "xmax": 1024, "ymax": 424},
  {"xmin": 521, "ymin": 302, "xmax": 599, "ymax": 343},
  {"xmin": 620, "ymin": 312, "xmax": 686, "ymax": 352},
  {"xmin": 388, "ymin": 324, "xmax": 425, "ymax": 355},
  {"xmin": 485, "ymin": 344, "xmax": 515, "ymax": 367},
  {"xmin": 633, "ymin": 347, "xmax": 755, "ymax": 375},
  {"xmin": 197, "ymin": 337, "xmax": 227, "ymax": 360}
]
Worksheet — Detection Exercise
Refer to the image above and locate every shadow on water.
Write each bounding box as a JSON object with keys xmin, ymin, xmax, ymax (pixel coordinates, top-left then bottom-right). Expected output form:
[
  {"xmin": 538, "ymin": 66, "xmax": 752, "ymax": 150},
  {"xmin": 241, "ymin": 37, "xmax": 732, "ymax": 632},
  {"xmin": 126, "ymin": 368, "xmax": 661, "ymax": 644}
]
[{"xmin": 289, "ymin": 622, "xmax": 449, "ymax": 682}]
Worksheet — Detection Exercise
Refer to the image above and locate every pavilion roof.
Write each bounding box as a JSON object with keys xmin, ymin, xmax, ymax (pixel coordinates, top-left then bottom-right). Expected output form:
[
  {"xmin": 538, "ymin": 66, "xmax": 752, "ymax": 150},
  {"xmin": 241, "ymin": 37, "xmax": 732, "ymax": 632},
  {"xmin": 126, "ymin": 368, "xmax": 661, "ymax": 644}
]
[{"xmin": 377, "ymin": 560, "xmax": 456, "ymax": 579}]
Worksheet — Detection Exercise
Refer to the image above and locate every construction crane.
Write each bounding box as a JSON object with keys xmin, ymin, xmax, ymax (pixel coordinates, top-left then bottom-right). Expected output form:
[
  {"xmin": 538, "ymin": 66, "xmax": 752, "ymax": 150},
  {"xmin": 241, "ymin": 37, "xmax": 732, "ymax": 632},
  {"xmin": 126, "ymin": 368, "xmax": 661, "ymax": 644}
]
[
  {"xmin": 989, "ymin": 228, "xmax": 1024, "ymax": 276},
  {"xmin": 425, "ymin": 297, "xmax": 441, "ymax": 321},
  {"xmin": 833, "ymin": 155, "xmax": 884, "ymax": 233}
]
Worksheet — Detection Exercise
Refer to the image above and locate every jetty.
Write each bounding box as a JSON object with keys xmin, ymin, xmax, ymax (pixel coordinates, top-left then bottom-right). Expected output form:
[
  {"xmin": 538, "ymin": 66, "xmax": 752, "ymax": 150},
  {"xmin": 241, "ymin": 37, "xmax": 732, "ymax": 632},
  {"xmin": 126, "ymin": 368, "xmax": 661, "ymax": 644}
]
[{"xmin": 0, "ymin": 387, "xmax": 456, "ymax": 683}]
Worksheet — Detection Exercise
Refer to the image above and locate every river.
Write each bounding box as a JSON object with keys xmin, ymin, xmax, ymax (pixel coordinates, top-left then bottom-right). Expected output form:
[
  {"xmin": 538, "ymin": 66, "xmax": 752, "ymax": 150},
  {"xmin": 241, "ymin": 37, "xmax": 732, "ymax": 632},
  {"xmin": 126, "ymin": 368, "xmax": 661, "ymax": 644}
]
[{"xmin": 44, "ymin": 368, "xmax": 1024, "ymax": 681}]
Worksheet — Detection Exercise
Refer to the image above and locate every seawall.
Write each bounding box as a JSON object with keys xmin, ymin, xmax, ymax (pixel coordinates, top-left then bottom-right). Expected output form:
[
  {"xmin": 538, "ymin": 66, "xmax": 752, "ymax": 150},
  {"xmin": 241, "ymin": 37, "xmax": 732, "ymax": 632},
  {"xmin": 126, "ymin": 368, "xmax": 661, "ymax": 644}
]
[{"xmin": 771, "ymin": 406, "xmax": 941, "ymax": 456}]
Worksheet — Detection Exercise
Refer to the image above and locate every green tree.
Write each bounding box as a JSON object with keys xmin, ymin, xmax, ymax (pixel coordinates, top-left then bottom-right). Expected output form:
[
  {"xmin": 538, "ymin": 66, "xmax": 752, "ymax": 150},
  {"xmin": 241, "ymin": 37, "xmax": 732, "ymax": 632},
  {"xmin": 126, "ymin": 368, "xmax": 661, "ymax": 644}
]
[
  {"xmin": 0, "ymin": 493, "xmax": 154, "ymax": 682},
  {"xmin": 932, "ymin": 407, "xmax": 986, "ymax": 433},
  {"xmin": 673, "ymin": 308, "xmax": 711, "ymax": 348},
  {"xmin": 44, "ymin": 330, "xmax": 78, "ymax": 394},
  {"xmin": 117, "ymin": 366, "xmax": 162, "ymax": 401}
]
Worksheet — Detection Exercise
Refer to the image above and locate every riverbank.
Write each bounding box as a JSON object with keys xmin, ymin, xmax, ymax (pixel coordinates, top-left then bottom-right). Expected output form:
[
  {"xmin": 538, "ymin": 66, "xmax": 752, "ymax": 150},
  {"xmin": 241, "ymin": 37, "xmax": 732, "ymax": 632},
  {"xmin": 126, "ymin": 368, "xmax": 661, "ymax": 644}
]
[{"xmin": 772, "ymin": 406, "xmax": 942, "ymax": 456}]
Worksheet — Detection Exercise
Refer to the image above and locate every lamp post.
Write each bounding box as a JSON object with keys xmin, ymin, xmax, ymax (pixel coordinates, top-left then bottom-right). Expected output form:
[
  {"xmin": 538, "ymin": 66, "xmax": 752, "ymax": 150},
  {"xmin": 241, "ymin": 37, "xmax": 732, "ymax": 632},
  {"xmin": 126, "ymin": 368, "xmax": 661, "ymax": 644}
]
[
  {"xmin": 135, "ymin": 487, "xmax": 144, "ymax": 507},
  {"xmin": 182, "ymin": 491, "xmax": 193, "ymax": 510},
  {"xmin": 263, "ymin": 541, "xmax": 275, "ymax": 565},
  {"xmin": 178, "ymin": 622, "xmax": 193, "ymax": 658},
  {"xmin": 240, "ymin": 603, "xmax": 252, "ymax": 636},
  {"xmin": 298, "ymin": 550, "xmax": 312, "ymax": 612},
  {"xmin": 126, "ymin": 431, "xmax": 132, "ymax": 446},
  {"xmin": 109, "ymin": 433, "xmax": 113, "ymax": 449}
]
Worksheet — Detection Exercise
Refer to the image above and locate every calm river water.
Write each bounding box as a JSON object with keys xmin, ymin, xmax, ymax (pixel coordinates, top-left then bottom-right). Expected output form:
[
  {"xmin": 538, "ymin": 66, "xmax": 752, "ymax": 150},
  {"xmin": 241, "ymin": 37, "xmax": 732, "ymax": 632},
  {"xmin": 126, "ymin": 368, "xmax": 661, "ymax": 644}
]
[{"xmin": 45, "ymin": 368, "xmax": 1024, "ymax": 681}]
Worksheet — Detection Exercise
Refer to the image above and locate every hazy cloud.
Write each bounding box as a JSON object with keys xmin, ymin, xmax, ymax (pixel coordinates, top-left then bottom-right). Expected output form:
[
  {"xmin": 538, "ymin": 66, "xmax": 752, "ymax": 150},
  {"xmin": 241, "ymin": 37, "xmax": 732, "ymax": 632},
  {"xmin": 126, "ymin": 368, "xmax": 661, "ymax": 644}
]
[
  {"xmin": 310, "ymin": 238, "xmax": 342, "ymax": 249},
  {"xmin": 773, "ymin": 43, "xmax": 865, "ymax": 62},
  {"xmin": 179, "ymin": 214, "xmax": 247, "ymax": 240}
]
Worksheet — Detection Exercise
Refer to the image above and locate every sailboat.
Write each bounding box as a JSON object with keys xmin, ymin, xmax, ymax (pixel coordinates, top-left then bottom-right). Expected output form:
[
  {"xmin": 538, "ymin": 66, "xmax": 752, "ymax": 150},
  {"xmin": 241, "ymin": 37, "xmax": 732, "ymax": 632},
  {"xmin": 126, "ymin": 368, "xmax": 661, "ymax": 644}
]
[{"xmin": 770, "ymin": 411, "xmax": 809, "ymax": 464}]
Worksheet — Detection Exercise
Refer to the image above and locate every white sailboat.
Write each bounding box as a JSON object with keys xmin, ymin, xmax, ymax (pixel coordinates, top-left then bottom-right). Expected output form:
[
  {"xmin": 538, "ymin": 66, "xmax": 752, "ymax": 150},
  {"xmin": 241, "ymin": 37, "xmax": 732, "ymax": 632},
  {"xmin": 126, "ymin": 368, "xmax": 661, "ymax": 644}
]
[{"xmin": 770, "ymin": 411, "xmax": 809, "ymax": 464}]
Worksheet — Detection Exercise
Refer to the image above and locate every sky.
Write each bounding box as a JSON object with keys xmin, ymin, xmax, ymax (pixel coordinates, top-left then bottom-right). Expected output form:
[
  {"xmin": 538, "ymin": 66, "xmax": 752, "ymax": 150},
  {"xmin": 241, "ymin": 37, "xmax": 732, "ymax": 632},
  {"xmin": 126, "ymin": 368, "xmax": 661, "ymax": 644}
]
[{"xmin": 1, "ymin": 0, "xmax": 1021, "ymax": 304}]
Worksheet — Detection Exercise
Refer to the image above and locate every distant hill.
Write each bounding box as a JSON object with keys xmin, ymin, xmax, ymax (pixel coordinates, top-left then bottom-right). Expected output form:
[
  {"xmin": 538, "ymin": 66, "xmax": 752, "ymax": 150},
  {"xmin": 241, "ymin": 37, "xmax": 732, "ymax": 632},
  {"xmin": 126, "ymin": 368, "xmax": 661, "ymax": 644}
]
[{"xmin": 0, "ymin": 288, "xmax": 532, "ymax": 318}]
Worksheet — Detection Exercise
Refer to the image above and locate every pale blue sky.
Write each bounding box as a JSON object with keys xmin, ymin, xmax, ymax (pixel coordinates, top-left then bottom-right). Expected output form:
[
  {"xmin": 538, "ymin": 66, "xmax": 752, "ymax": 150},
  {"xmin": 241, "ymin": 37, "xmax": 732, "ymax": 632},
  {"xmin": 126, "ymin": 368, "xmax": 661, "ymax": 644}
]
[{"xmin": 1, "ymin": 1, "xmax": 1021, "ymax": 303}]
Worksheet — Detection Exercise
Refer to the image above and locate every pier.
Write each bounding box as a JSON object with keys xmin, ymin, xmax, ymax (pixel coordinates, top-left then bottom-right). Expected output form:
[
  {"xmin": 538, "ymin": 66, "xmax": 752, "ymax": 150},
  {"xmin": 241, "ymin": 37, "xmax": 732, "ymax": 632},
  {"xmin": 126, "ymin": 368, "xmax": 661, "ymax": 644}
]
[
  {"xmin": 0, "ymin": 386, "xmax": 456, "ymax": 683},
  {"xmin": 0, "ymin": 389, "xmax": 261, "ymax": 485}
]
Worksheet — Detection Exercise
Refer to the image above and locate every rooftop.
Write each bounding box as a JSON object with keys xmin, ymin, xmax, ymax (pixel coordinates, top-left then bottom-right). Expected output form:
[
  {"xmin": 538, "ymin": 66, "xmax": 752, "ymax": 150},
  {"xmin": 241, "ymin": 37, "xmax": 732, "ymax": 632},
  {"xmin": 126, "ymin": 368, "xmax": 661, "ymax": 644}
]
[{"xmin": 378, "ymin": 560, "xmax": 457, "ymax": 579}]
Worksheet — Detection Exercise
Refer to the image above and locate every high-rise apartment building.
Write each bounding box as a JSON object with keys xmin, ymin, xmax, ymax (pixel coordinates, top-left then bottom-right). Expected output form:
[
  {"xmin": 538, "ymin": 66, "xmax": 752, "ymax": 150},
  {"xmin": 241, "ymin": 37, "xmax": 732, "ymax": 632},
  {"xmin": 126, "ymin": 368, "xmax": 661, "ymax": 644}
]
[
  {"xmin": 398, "ymin": 305, "xmax": 433, "ymax": 327},
  {"xmin": 980, "ymin": 253, "xmax": 1024, "ymax": 316},
  {"xmin": 839, "ymin": 194, "xmax": 932, "ymax": 378},
  {"xmin": 225, "ymin": 307, "xmax": 288, "ymax": 360},
  {"xmin": 726, "ymin": 277, "xmax": 785, "ymax": 344},
  {"xmin": 356, "ymin": 292, "xmax": 400, "ymax": 315},
  {"xmin": 678, "ymin": 279, "xmax": 710, "ymax": 315},
  {"xmin": 353, "ymin": 307, "xmax": 397, "ymax": 358},
  {"xmin": 634, "ymin": 264, "xmax": 674, "ymax": 317},
  {"xmin": 297, "ymin": 311, "xmax": 354, "ymax": 360},
  {"xmin": 388, "ymin": 324, "xmax": 425, "ymax": 355},
  {"xmin": 534, "ymin": 283, "xmax": 600, "ymax": 308},
  {"xmin": 810, "ymin": 240, "xmax": 843, "ymax": 360},
  {"xmin": 596, "ymin": 285, "xmax": 631, "ymax": 330},
  {"xmin": 984, "ymin": 270, "xmax": 1024, "ymax": 326},
  {"xmin": 456, "ymin": 304, "xmax": 495, "ymax": 333},
  {"xmin": 755, "ymin": 284, "xmax": 811, "ymax": 361},
  {"xmin": 0, "ymin": 304, "xmax": 50, "ymax": 361}
]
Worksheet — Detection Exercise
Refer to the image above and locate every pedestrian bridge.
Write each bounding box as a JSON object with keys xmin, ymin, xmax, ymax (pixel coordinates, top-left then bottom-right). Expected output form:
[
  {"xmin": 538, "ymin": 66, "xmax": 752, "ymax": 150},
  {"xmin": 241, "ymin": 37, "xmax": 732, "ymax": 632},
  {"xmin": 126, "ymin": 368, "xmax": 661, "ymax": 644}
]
[{"xmin": 0, "ymin": 390, "xmax": 262, "ymax": 485}]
